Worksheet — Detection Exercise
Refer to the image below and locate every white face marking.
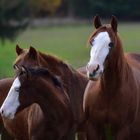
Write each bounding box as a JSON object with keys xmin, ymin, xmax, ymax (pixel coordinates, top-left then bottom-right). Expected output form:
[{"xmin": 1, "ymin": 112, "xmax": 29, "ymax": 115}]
[
  {"xmin": 87, "ymin": 32, "xmax": 111, "ymax": 79},
  {"xmin": 0, "ymin": 77, "xmax": 21, "ymax": 119}
]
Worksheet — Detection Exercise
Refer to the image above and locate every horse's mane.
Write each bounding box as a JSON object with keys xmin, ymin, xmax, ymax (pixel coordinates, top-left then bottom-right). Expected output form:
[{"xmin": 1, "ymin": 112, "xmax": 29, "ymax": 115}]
[
  {"xmin": 88, "ymin": 26, "xmax": 108, "ymax": 46},
  {"xmin": 39, "ymin": 52, "xmax": 65, "ymax": 65},
  {"xmin": 38, "ymin": 51, "xmax": 76, "ymax": 73},
  {"xmin": 23, "ymin": 67, "xmax": 63, "ymax": 88}
]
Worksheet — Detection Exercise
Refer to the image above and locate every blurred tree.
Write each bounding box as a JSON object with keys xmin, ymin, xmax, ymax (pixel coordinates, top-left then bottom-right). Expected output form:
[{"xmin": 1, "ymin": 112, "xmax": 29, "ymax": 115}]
[
  {"xmin": 29, "ymin": 0, "xmax": 63, "ymax": 17},
  {"xmin": 0, "ymin": 0, "xmax": 29, "ymax": 43},
  {"xmin": 67, "ymin": 0, "xmax": 140, "ymax": 20},
  {"xmin": 68, "ymin": 0, "xmax": 91, "ymax": 17}
]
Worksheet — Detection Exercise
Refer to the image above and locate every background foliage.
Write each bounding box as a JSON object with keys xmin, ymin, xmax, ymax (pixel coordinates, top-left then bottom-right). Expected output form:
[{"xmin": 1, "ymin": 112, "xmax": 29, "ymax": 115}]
[
  {"xmin": 1, "ymin": 0, "xmax": 140, "ymax": 42},
  {"xmin": 0, "ymin": 0, "xmax": 29, "ymax": 42}
]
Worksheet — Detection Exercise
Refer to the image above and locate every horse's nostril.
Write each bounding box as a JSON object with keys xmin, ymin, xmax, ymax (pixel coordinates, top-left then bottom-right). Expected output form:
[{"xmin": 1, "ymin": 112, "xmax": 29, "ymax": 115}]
[
  {"xmin": 89, "ymin": 73, "xmax": 94, "ymax": 77},
  {"xmin": 96, "ymin": 64, "xmax": 100, "ymax": 71},
  {"xmin": 93, "ymin": 64, "xmax": 100, "ymax": 73}
]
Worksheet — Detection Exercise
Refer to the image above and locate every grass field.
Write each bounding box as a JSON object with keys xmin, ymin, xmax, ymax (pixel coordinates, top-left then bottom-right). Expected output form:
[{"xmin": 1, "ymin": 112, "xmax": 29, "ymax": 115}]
[{"xmin": 0, "ymin": 22, "xmax": 140, "ymax": 78}]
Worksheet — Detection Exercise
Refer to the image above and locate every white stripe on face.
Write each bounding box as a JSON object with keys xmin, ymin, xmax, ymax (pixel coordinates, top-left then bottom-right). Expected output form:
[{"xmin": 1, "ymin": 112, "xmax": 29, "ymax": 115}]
[
  {"xmin": 0, "ymin": 77, "xmax": 21, "ymax": 119},
  {"xmin": 87, "ymin": 32, "xmax": 111, "ymax": 79}
]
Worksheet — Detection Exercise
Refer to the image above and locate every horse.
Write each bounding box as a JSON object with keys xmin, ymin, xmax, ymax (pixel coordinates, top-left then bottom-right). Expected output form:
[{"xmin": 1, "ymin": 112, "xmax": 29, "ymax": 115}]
[
  {"xmin": 0, "ymin": 46, "xmax": 88, "ymax": 140},
  {"xmin": 12, "ymin": 45, "xmax": 88, "ymax": 139},
  {"xmin": 0, "ymin": 66, "xmax": 75, "ymax": 140},
  {"xmin": 0, "ymin": 78, "xmax": 15, "ymax": 140},
  {"xmin": 83, "ymin": 15, "xmax": 140, "ymax": 140},
  {"xmin": 0, "ymin": 78, "xmax": 47, "ymax": 140}
]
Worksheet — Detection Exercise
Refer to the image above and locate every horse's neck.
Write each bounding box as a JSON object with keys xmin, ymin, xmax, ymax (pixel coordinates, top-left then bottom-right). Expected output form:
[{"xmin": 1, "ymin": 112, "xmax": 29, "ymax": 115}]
[
  {"xmin": 35, "ymin": 85, "xmax": 70, "ymax": 122},
  {"xmin": 39, "ymin": 53, "xmax": 66, "ymax": 75},
  {"xmin": 39, "ymin": 53, "xmax": 88, "ymax": 121},
  {"xmin": 64, "ymin": 69, "xmax": 88, "ymax": 122},
  {"xmin": 101, "ymin": 38, "xmax": 132, "ymax": 93}
]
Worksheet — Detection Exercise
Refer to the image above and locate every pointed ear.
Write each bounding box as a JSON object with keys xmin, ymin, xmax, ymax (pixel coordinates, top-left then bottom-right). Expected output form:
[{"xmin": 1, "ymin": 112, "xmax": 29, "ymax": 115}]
[
  {"xmin": 111, "ymin": 15, "xmax": 118, "ymax": 32},
  {"xmin": 28, "ymin": 46, "xmax": 37, "ymax": 60},
  {"xmin": 16, "ymin": 44, "xmax": 23, "ymax": 55},
  {"xmin": 93, "ymin": 15, "xmax": 102, "ymax": 29}
]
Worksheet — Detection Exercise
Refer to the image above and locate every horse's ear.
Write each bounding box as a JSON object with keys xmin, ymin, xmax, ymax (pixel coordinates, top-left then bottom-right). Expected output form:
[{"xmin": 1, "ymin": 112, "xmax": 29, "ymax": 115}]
[
  {"xmin": 16, "ymin": 44, "xmax": 23, "ymax": 55},
  {"xmin": 93, "ymin": 15, "xmax": 102, "ymax": 29},
  {"xmin": 29, "ymin": 46, "xmax": 37, "ymax": 60},
  {"xmin": 111, "ymin": 15, "xmax": 118, "ymax": 32}
]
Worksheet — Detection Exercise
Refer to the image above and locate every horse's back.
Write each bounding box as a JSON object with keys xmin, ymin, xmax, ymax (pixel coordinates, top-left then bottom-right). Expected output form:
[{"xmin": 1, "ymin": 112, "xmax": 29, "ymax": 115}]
[
  {"xmin": 128, "ymin": 53, "xmax": 140, "ymax": 62},
  {"xmin": 125, "ymin": 53, "xmax": 140, "ymax": 70},
  {"xmin": 125, "ymin": 53, "xmax": 140, "ymax": 63}
]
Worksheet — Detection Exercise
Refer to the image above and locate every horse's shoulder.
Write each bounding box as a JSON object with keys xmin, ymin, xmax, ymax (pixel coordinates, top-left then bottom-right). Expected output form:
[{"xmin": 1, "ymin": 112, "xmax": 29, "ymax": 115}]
[{"xmin": 84, "ymin": 81, "xmax": 99, "ymax": 103}]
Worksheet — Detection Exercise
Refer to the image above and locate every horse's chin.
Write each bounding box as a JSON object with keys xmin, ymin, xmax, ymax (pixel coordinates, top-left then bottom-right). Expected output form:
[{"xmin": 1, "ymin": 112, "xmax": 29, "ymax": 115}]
[{"xmin": 87, "ymin": 70, "xmax": 102, "ymax": 81}]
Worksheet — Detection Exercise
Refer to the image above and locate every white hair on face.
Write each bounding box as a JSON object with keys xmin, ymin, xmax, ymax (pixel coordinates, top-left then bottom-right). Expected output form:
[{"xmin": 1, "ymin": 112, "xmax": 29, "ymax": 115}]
[
  {"xmin": 0, "ymin": 77, "xmax": 21, "ymax": 119},
  {"xmin": 87, "ymin": 32, "xmax": 111, "ymax": 78}
]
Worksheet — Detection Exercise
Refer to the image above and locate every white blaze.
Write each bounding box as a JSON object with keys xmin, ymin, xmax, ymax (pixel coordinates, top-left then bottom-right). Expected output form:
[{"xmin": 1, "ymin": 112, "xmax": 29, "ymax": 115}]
[
  {"xmin": 87, "ymin": 32, "xmax": 111, "ymax": 78},
  {"xmin": 0, "ymin": 77, "xmax": 21, "ymax": 119}
]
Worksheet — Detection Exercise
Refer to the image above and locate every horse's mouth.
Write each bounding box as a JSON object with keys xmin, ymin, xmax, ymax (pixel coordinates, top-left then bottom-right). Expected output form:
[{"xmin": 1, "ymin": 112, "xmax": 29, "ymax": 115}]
[
  {"xmin": 88, "ymin": 76, "xmax": 99, "ymax": 81},
  {"xmin": 87, "ymin": 71, "xmax": 102, "ymax": 81}
]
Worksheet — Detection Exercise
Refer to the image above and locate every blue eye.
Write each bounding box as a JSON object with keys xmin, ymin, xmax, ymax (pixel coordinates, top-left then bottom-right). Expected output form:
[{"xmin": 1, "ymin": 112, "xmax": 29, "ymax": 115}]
[
  {"xmin": 109, "ymin": 42, "xmax": 114, "ymax": 48},
  {"xmin": 15, "ymin": 87, "xmax": 20, "ymax": 92}
]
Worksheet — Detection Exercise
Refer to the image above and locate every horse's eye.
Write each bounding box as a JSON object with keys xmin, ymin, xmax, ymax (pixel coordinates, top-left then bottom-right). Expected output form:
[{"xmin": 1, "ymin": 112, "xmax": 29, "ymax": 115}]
[
  {"xmin": 109, "ymin": 42, "xmax": 114, "ymax": 48},
  {"xmin": 15, "ymin": 87, "xmax": 20, "ymax": 92}
]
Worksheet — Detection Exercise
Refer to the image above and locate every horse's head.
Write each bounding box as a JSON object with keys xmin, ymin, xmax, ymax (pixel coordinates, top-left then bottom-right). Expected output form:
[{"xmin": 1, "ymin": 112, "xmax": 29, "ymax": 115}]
[
  {"xmin": 0, "ymin": 66, "xmax": 67, "ymax": 119},
  {"xmin": 86, "ymin": 15, "xmax": 119, "ymax": 80},
  {"xmin": 14, "ymin": 45, "xmax": 66, "ymax": 76}
]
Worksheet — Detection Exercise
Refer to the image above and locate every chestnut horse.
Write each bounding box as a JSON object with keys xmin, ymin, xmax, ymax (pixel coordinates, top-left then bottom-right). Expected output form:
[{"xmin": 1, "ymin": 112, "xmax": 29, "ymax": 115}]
[
  {"xmin": 83, "ymin": 15, "xmax": 140, "ymax": 140},
  {"xmin": 0, "ymin": 78, "xmax": 47, "ymax": 140},
  {"xmin": 0, "ymin": 78, "xmax": 14, "ymax": 140},
  {"xmin": 12, "ymin": 45, "xmax": 88, "ymax": 139},
  {"xmin": 0, "ymin": 66, "xmax": 74, "ymax": 140}
]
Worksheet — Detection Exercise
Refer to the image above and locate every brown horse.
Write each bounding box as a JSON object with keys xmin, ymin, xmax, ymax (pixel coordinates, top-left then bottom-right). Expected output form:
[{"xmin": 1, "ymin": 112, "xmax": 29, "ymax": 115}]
[
  {"xmin": 0, "ymin": 78, "xmax": 48, "ymax": 140},
  {"xmin": 83, "ymin": 15, "xmax": 140, "ymax": 140},
  {"xmin": 0, "ymin": 66, "xmax": 74, "ymax": 140},
  {"xmin": 0, "ymin": 78, "xmax": 14, "ymax": 140},
  {"xmin": 12, "ymin": 45, "xmax": 88, "ymax": 139}
]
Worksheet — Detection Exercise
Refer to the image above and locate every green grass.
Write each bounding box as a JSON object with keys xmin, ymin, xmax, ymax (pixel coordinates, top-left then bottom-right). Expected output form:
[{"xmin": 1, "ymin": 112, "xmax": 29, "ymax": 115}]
[{"xmin": 0, "ymin": 22, "xmax": 140, "ymax": 77}]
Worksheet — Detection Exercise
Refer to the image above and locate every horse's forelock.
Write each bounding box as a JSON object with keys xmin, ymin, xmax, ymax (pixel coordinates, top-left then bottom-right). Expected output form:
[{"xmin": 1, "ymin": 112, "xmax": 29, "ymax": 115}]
[
  {"xmin": 88, "ymin": 26, "xmax": 107, "ymax": 46},
  {"xmin": 21, "ymin": 67, "xmax": 63, "ymax": 88}
]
